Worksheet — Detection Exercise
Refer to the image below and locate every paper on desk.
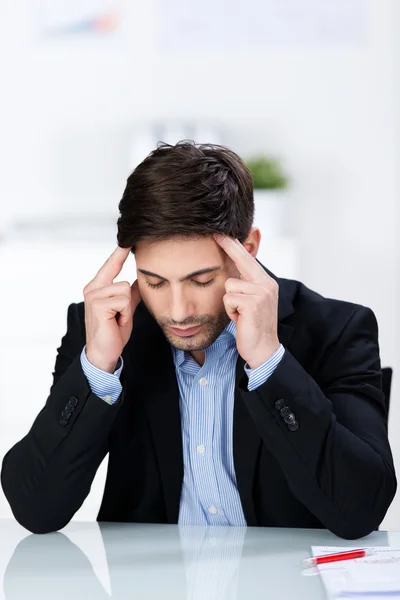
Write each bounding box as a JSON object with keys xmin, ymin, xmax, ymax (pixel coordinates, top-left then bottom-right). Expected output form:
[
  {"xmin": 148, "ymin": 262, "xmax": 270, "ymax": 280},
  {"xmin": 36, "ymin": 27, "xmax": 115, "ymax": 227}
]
[{"xmin": 311, "ymin": 546, "xmax": 400, "ymax": 598}]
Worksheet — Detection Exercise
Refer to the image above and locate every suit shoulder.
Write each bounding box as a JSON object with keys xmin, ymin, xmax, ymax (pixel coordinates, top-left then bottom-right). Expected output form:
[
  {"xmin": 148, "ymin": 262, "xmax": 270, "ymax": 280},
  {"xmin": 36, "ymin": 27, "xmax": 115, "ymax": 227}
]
[
  {"xmin": 279, "ymin": 277, "xmax": 373, "ymax": 328},
  {"xmin": 74, "ymin": 301, "xmax": 85, "ymax": 322},
  {"xmin": 65, "ymin": 301, "xmax": 86, "ymax": 339}
]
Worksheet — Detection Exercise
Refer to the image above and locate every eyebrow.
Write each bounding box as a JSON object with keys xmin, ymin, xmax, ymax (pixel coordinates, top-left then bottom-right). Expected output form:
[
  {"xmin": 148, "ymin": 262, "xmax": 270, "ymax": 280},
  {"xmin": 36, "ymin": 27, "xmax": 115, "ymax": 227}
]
[{"xmin": 138, "ymin": 266, "xmax": 222, "ymax": 282}]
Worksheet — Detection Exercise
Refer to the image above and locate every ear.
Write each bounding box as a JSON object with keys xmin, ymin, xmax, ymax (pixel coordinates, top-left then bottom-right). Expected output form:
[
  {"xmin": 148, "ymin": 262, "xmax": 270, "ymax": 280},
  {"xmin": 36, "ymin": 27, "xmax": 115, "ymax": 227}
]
[{"xmin": 242, "ymin": 227, "xmax": 261, "ymax": 258}]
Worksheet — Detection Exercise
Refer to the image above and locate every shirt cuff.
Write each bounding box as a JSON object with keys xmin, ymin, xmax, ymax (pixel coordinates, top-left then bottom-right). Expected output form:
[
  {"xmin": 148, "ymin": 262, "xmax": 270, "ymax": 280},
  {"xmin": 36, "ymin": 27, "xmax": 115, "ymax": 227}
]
[
  {"xmin": 80, "ymin": 346, "xmax": 123, "ymax": 405},
  {"xmin": 244, "ymin": 344, "xmax": 285, "ymax": 391}
]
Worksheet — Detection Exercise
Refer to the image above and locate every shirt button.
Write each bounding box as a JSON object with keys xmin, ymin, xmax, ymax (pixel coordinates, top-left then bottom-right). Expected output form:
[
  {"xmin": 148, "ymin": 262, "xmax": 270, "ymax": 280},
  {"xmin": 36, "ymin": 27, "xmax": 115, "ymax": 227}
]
[
  {"xmin": 197, "ymin": 444, "xmax": 205, "ymax": 454},
  {"xmin": 102, "ymin": 395, "xmax": 113, "ymax": 404},
  {"xmin": 208, "ymin": 505, "xmax": 218, "ymax": 515},
  {"xmin": 199, "ymin": 377, "xmax": 208, "ymax": 387}
]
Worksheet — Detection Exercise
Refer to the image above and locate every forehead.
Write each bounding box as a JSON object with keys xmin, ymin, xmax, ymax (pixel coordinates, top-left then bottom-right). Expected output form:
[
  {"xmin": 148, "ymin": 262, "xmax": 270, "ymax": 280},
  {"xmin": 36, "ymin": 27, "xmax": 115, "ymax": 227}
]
[{"xmin": 135, "ymin": 236, "xmax": 227, "ymax": 276}]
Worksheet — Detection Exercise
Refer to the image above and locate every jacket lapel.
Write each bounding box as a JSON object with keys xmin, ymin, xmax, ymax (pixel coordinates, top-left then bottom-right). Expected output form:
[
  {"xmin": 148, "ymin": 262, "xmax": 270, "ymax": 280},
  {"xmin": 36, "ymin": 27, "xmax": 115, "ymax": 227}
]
[
  {"xmin": 233, "ymin": 270, "xmax": 296, "ymax": 525},
  {"xmin": 233, "ymin": 355, "xmax": 261, "ymax": 526},
  {"xmin": 126, "ymin": 303, "xmax": 183, "ymax": 524}
]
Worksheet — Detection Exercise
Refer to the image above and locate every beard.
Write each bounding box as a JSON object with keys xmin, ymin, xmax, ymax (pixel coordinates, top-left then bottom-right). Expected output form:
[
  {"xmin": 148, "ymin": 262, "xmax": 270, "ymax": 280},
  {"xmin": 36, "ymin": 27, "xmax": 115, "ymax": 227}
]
[{"xmin": 155, "ymin": 310, "xmax": 231, "ymax": 351}]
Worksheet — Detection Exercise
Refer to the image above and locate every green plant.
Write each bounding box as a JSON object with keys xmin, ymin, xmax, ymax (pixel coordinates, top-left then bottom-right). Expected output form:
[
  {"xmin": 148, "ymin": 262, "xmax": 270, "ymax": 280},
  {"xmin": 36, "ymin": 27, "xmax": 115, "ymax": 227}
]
[{"xmin": 245, "ymin": 156, "xmax": 288, "ymax": 190}]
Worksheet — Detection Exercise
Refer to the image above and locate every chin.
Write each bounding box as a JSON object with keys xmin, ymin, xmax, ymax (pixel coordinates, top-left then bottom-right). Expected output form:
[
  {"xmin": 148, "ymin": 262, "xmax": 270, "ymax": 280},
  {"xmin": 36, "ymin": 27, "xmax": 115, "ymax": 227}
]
[
  {"xmin": 167, "ymin": 334, "xmax": 209, "ymax": 351},
  {"xmin": 157, "ymin": 312, "xmax": 230, "ymax": 351},
  {"xmin": 164, "ymin": 329, "xmax": 216, "ymax": 352}
]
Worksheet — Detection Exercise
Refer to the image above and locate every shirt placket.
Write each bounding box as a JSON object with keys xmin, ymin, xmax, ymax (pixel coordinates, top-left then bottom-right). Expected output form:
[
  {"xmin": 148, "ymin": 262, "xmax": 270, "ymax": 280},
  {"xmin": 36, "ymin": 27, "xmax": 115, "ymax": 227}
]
[{"xmin": 189, "ymin": 350, "xmax": 229, "ymax": 525}]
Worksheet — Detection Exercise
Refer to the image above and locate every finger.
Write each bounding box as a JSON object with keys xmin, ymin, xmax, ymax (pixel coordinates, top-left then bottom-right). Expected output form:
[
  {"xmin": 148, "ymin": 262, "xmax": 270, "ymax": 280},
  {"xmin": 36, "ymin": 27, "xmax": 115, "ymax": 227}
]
[
  {"xmin": 93, "ymin": 295, "xmax": 132, "ymax": 325},
  {"xmin": 223, "ymin": 292, "xmax": 254, "ymax": 322},
  {"xmin": 85, "ymin": 281, "xmax": 132, "ymax": 301},
  {"xmin": 214, "ymin": 235, "xmax": 267, "ymax": 283},
  {"xmin": 225, "ymin": 277, "xmax": 268, "ymax": 296},
  {"xmin": 90, "ymin": 246, "xmax": 132, "ymax": 290}
]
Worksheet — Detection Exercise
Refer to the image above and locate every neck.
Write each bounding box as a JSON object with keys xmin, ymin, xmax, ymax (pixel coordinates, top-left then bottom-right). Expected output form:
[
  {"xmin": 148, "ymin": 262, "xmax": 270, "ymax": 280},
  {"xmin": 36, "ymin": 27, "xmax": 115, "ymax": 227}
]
[{"xmin": 190, "ymin": 350, "xmax": 206, "ymax": 366}]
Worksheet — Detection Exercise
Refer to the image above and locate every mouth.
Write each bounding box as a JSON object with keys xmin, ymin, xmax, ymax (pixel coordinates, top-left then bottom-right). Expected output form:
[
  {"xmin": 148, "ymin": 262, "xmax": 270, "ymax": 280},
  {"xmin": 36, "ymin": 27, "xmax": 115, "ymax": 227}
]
[{"xmin": 169, "ymin": 325, "xmax": 204, "ymax": 337}]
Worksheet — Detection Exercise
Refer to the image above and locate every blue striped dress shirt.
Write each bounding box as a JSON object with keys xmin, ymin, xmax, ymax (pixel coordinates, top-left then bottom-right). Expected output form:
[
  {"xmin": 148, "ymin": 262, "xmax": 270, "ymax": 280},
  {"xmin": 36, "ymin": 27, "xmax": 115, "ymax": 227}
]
[{"xmin": 80, "ymin": 320, "xmax": 285, "ymax": 525}]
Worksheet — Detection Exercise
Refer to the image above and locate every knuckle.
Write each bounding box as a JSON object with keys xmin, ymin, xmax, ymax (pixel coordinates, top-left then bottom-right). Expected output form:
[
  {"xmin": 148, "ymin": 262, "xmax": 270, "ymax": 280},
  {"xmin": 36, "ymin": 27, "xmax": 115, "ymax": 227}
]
[
  {"xmin": 225, "ymin": 277, "xmax": 237, "ymax": 291},
  {"xmin": 120, "ymin": 281, "xmax": 131, "ymax": 295},
  {"xmin": 271, "ymin": 279, "xmax": 279, "ymax": 292},
  {"xmin": 84, "ymin": 287, "xmax": 97, "ymax": 303},
  {"xmin": 83, "ymin": 283, "xmax": 92, "ymax": 296},
  {"xmin": 117, "ymin": 294, "xmax": 130, "ymax": 308}
]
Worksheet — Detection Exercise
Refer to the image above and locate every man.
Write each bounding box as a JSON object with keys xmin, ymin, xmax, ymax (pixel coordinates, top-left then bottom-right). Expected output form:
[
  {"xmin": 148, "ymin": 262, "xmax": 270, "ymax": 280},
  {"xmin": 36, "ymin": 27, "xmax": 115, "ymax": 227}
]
[{"xmin": 1, "ymin": 142, "xmax": 396, "ymax": 538}]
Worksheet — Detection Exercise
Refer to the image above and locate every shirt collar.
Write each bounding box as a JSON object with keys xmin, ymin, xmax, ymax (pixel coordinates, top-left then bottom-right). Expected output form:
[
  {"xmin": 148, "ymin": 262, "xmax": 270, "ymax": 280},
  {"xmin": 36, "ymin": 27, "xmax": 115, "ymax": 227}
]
[{"xmin": 218, "ymin": 319, "xmax": 237, "ymax": 343}]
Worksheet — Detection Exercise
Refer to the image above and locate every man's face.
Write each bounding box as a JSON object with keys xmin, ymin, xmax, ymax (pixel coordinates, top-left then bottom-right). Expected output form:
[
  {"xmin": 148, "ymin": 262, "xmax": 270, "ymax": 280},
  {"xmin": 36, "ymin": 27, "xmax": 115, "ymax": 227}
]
[{"xmin": 135, "ymin": 236, "xmax": 241, "ymax": 351}]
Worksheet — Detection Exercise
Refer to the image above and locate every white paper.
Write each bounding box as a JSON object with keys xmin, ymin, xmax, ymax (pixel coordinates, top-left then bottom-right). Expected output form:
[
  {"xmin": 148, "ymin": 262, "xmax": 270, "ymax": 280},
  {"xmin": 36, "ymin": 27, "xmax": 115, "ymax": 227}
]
[
  {"xmin": 158, "ymin": 0, "xmax": 366, "ymax": 50},
  {"xmin": 311, "ymin": 546, "xmax": 400, "ymax": 598}
]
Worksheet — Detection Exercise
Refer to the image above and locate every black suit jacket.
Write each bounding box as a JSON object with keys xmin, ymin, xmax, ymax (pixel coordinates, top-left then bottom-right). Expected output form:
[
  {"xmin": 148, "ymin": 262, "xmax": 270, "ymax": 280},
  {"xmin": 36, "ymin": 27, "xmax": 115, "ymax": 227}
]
[{"xmin": 1, "ymin": 272, "xmax": 397, "ymax": 538}]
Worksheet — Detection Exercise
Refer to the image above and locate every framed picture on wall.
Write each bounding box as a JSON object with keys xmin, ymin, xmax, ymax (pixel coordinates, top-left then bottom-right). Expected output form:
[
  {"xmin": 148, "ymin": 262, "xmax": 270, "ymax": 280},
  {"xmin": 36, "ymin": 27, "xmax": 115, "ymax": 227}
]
[{"xmin": 36, "ymin": 0, "xmax": 120, "ymax": 37}]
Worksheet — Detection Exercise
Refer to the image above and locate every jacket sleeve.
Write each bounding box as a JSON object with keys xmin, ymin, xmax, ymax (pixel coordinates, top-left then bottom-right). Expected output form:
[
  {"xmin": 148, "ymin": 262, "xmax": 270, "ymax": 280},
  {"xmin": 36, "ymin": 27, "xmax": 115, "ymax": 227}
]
[
  {"xmin": 239, "ymin": 306, "xmax": 397, "ymax": 539},
  {"xmin": 1, "ymin": 303, "xmax": 123, "ymax": 534}
]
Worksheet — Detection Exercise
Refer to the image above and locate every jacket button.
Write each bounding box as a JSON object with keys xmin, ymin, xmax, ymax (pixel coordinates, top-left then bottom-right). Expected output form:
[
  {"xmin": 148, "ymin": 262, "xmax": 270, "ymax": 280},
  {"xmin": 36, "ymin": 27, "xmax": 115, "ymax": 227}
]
[
  {"xmin": 60, "ymin": 418, "xmax": 68, "ymax": 426},
  {"xmin": 284, "ymin": 412, "xmax": 296, "ymax": 424},
  {"xmin": 288, "ymin": 421, "xmax": 299, "ymax": 431},
  {"xmin": 280, "ymin": 406, "xmax": 291, "ymax": 419},
  {"xmin": 68, "ymin": 397, "xmax": 78, "ymax": 408},
  {"xmin": 275, "ymin": 399, "xmax": 286, "ymax": 411}
]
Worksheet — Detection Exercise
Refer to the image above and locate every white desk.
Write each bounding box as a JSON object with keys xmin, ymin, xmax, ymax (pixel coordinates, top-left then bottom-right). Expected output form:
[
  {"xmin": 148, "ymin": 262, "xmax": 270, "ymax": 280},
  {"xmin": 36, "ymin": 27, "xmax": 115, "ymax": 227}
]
[{"xmin": 0, "ymin": 519, "xmax": 399, "ymax": 599}]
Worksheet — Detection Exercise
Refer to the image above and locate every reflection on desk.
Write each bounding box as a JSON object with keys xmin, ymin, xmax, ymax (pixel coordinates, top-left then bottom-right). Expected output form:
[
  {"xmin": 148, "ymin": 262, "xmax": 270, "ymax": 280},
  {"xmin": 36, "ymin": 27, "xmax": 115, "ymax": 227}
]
[{"xmin": 2, "ymin": 522, "xmax": 394, "ymax": 600}]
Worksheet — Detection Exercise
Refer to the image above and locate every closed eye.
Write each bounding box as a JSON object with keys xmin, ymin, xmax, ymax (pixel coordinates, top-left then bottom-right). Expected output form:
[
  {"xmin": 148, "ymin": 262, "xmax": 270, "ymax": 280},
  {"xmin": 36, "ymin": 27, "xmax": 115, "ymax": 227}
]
[
  {"xmin": 145, "ymin": 279, "xmax": 214, "ymax": 290},
  {"xmin": 193, "ymin": 279, "xmax": 214, "ymax": 288},
  {"xmin": 146, "ymin": 281, "xmax": 165, "ymax": 289}
]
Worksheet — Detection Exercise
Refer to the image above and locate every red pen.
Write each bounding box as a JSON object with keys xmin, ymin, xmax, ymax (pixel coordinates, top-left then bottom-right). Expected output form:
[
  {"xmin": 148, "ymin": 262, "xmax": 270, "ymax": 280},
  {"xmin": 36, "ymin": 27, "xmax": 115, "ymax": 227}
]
[{"xmin": 302, "ymin": 548, "xmax": 373, "ymax": 568}]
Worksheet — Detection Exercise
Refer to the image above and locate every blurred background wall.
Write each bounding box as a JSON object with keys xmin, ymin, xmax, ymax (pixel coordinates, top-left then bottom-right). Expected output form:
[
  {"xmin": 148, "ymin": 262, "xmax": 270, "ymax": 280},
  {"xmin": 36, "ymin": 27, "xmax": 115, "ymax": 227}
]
[{"xmin": 0, "ymin": 0, "xmax": 399, "ymax": 530}]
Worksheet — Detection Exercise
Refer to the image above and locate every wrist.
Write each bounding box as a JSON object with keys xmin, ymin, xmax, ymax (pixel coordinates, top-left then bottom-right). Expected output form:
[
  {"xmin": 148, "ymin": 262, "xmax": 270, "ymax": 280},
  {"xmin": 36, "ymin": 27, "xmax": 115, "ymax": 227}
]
[
  {"xmin": 86, "ymin": 350, "xmax": 118, "ymax": 374},
  {"xmin": 247, "ymin": 341, "xmax": 281, "ymax": 370}
]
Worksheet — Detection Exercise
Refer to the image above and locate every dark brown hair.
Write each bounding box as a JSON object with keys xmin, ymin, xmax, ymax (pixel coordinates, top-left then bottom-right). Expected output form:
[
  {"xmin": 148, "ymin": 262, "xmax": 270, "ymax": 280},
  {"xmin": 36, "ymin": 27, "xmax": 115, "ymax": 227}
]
[{"xmin": 117, "ymin": 141, "xmax": 254, "ymax": 250}]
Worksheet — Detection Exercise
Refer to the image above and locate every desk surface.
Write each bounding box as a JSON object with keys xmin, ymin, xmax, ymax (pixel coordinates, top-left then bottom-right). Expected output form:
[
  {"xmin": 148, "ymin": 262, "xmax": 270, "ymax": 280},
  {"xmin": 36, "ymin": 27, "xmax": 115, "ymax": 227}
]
[{"xmin": 0, "ymin": 520, "xmax": 399, "ymax": 600}]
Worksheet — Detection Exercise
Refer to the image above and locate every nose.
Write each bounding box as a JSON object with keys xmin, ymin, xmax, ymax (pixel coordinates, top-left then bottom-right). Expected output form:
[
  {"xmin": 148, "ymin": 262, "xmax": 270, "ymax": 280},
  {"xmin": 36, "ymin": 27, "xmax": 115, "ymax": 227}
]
[{"xmin": 169, "ymin": 286, "xmax": 194, "ymax": 324}]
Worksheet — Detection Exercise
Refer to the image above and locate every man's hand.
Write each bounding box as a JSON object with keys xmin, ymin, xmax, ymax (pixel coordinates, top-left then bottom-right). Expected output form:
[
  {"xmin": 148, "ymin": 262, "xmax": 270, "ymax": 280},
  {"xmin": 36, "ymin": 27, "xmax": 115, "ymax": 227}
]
[
  {"xmin": 214, "ymin": 235, "xmax": 280, "ymax": 369},
  {"xmin": 83, "ymin": 246, "xmax": 141, "ymax": 373}
]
